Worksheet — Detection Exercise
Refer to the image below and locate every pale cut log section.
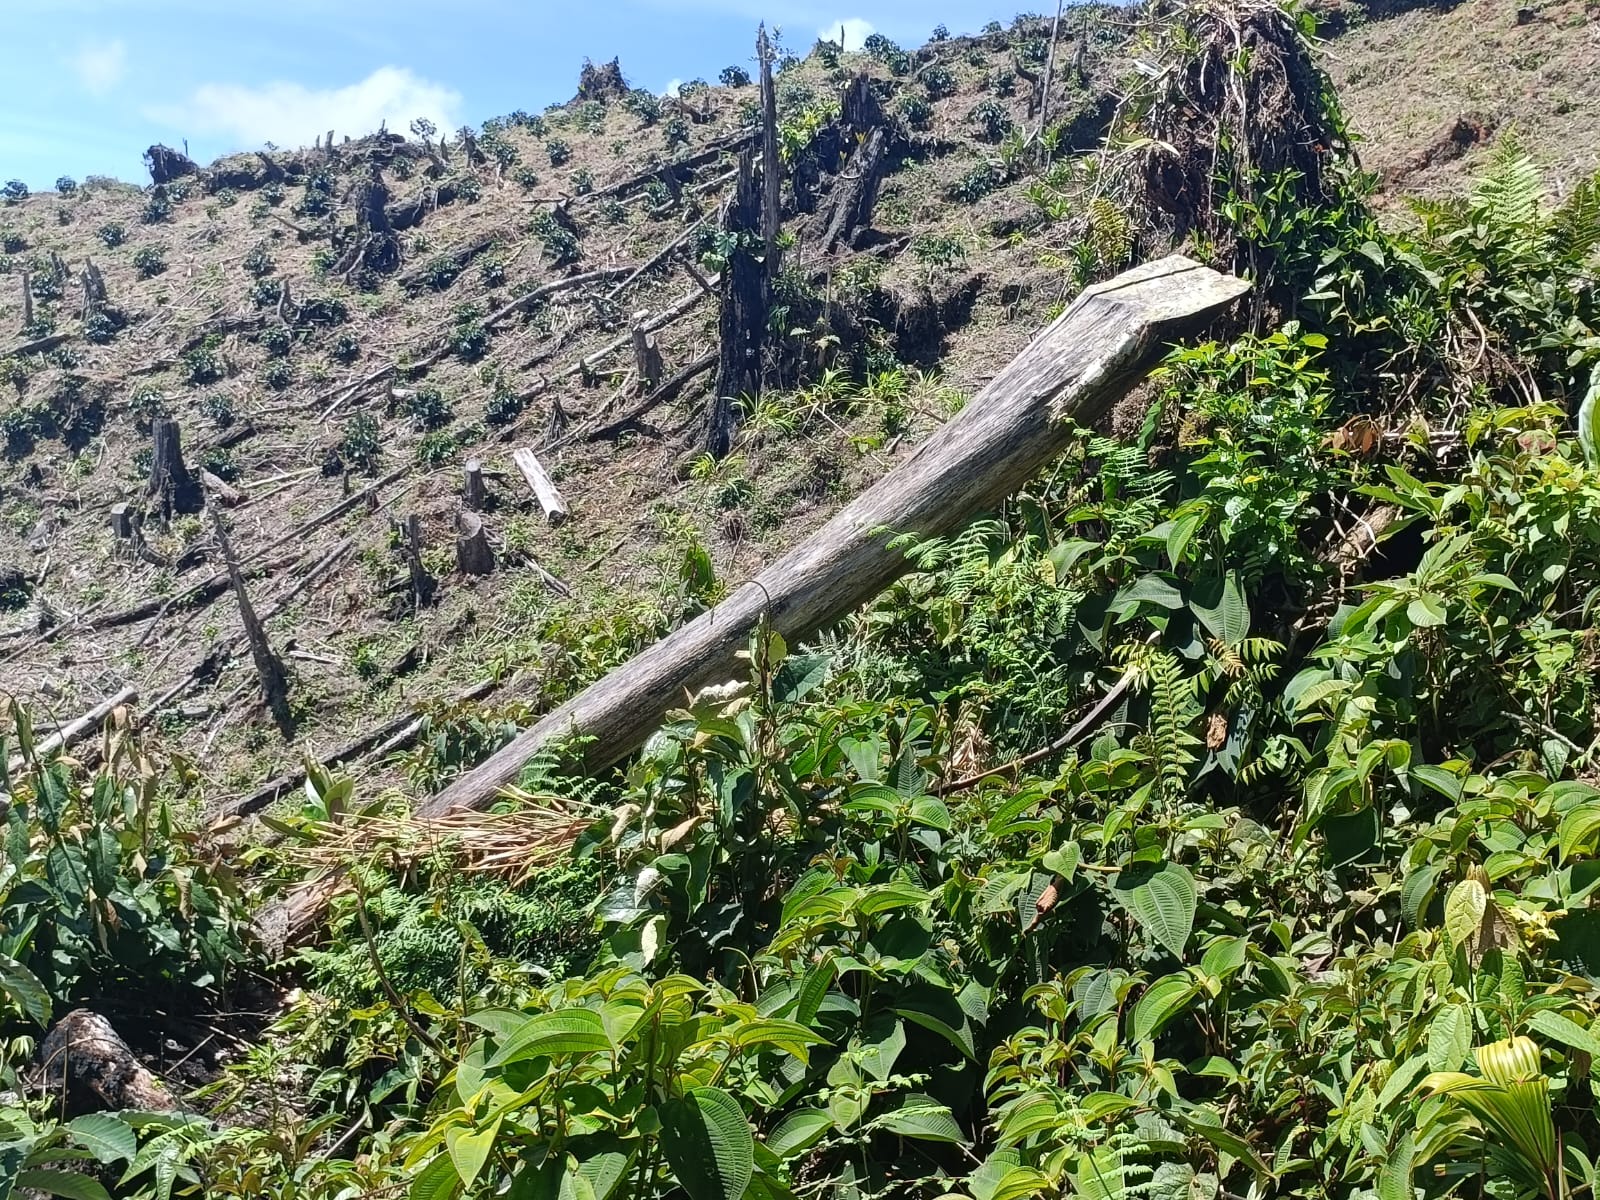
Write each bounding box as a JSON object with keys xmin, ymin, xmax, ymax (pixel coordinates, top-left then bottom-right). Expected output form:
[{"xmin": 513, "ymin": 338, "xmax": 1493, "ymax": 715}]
[
  {"xmin": 512, "ymin": 448, "xmax": 569, "ymax": 525},
  {"xmin": 425, "ymin": 256, "xmax": 1246, "ymax": 814},
  {"xmin": 266, "ymin": 255, "xmax": 1246, "ymax": 944}
]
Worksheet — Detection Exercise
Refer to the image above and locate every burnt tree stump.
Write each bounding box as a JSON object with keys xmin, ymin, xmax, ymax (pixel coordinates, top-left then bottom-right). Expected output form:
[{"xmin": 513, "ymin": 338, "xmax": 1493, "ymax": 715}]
[
  {"xmin": 39, "ymin": 1010, "xmax": 173, "ymax": 1115},
  {"xmin": 456, "ymin": 512, "xmax": 494, "ymax": 575},
  {"xmin": 463, "ymin": 459, "xmax": 487, "ymax": 510},
  {"xmin": 708, "ymin": 147, "xmax": 767, "ymax": 459},
  {"xmin": 632, "ymin": 314, "xmax": 664, "ymax": 392},
  {"xmin": 147, "ymin": 418, "xmax": 202, "ymax": 521},
  {"xmin": 109, "ymin": 502, "xmax": 140, "ymax": 541}
]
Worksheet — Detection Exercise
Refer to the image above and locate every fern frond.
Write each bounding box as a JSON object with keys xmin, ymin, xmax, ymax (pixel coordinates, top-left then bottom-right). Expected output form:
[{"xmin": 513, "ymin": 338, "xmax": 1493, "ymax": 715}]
[
  {"xmin": 1471, "ymin": 137, "xmax": 1546, "ymax": 248},
  {"xmin": 1551, "ymin": 169, "xmax": 1600, "ymax": 264}
]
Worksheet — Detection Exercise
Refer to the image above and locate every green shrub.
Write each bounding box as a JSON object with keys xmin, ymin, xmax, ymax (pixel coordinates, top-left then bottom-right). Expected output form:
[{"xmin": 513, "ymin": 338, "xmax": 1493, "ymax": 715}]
[
  {"xmin": 336, "ymin": 413, "xmax": 381, "ymax": 473},
  {"xmin": 547, "ymin": 139, "xmax": 572, "ymax": 166},
  {"xmin": 1, "ymin": 180, "xmax": 27, "ymax": 205},
  {"xmin": 663, "ymin": 115, "xmax": 690, "ymax": 150},
  {"xmin": 415, "ymin": 428, "xmax": 458, "ymax": 467},
  {"xmin": 28, "ymin": 269, "xmax": 62, "ymax": 301},
  {"xmin": 479, "ymin": 253, "xmax": 507, "ymax": 287},
  {"xmin": 248, "ymin": 278, "xmax": 282, "ymax": 308},
  {"xmin": 899, "ymin": 94, "xmax": 934, "ymax": 130},
  {"xmin": 530, "ymin": 210, "xmax": 580, "ymax": 265},
  {"xmin": 719, "ymin": 65, "xmax": 751, "ymax": 88},
  {"xmin": 242, "ymin": 244, "xmax": 275, "ymax": 277},
  {"xmin": 570, "ymin": 167, "xmax": 595, "ymax": 195},
  {"xmin": 183, "ymin": 336, "xmax": 225, "ymax": 383},
  {"xmin": 131, "ymin": 244, "xmax": 167, "ymax": 278},
  {"xmin": 396, "ymin": 384, "xmax": 453, "ymax": 430},
  {"xmin": 296, "ymin": 169, "xmax": 337, "ymax": 216},
  {"xmin": 199, "ymin": 392, "xmax": 235, "ymax": 427},
  {"xmin": 84, "ymin": 311, "xmax": 121, "ymax": 344},
  {"xmin": 922, "ymin": 64, "xmax": 958, "ymax": 99},
  {"xmin": 970, "ymin": 97, "xmax": 1015, "ymax": 141},
  {"xmin": 200, "ymin": 446, "xmax": 240, "ymax": 481},
  {"xmin": 330, "ymin": 331, "xmax": 361, "ymax": 364},
  {"xmin": 949, "ymin": 158, "xmax": 1009, "ymax": 202},
  {"xmin": 53, "ymin": 176, "xmax": 76, "ymax": 195},
  {"xmin": 140, "ymin": 190, "xmax": 172, "ymax": 224},
  {"xmin": 513, "ymin": 166, "xmax": 541, "ymax": 190},
  {"xmin": 97, "ymin": 221, "xmax": 126, "ymax": 248},
  {"xmin": 485, "ymin": 386, "xmax": 525, "ymax": 426},
  {"xmin": 0, "ymin": 230, "xmax": 24, "ymax": 254},
  {"xmin": 259, "ymin": 324, "xmax": 294, "ymax": 357},
  {"xmin": 260, "ymin": 358, "xmax": 294, "ymax": 390}
]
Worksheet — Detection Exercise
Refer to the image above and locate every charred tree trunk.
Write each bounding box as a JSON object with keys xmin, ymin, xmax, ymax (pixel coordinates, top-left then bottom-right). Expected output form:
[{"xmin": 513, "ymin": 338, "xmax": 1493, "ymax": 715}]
[
  {"xmin": 208, "ymin": 501, "xmax": 295, "ymax": 738},
  {"xmin": 20, "ymin": 271, "xmax": 32, "ymax": 332},
  {"xmin": 709, "ymin": 148, "xmax": 766, "ymax": 459},
  {"xmin": 632, "ymin": 314, "xmax": 664, "ymax": 391},
  {"xmin": 456, "ymin": 511, "xmax": 494, "ymax": 575},
  {"xmin": 394, "ymin": 514, "xmax": 436, "ymax": 610},
  {"xmin": 463, "ymin": 459, "xmax": 487, "ymax": 510},
  {"xmin": 38, "ymin": 1010, "xmax": 173, "ymax": 1115},
  {"xmin": 758, "ymin": 26, "xmax": 782, "ymax": 268},
  {"xmin": 147, "ymin": 418, "xmax": 202, "ymax": 521}
]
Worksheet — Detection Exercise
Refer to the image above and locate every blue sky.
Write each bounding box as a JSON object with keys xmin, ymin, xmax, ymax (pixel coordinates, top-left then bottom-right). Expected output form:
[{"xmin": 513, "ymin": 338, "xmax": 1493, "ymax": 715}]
[{"xmin": 2, "ymin": 0, "xmax": 1032, "ymax": 189}]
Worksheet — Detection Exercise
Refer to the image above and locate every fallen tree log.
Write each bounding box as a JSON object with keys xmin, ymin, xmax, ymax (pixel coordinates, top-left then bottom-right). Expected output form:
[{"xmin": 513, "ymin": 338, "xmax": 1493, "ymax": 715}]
[{"xmin": 263, "ymin": 255, "xmax": 1245, "ymax": 944}]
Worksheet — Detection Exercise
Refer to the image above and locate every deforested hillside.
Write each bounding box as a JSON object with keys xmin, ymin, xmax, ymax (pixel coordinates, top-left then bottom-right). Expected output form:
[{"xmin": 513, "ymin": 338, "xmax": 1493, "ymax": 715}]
[
  {"xmin": 3, "ymin": 3, "xmax": 1600, "ymax": 1199},
  {"xmin": 0, "ymin": 18, "xmax": 1133, "ymax": 808}
]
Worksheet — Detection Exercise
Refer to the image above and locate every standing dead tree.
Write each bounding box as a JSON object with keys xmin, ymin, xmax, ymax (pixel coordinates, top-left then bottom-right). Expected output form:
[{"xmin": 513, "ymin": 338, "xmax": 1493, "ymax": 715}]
[
  {"xmin": 707, "ymin": 27, "xmax": 783, "ymax": 459},
  {"xmin": 810, "ymin": 73, "xmax": 895, "ymax": 253}
]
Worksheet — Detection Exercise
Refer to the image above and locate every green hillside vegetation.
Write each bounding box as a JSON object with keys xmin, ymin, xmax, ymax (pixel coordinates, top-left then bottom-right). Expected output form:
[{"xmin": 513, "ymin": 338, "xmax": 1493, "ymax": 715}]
[{"xmin": 3, "ymin": 2, "xmax": 1600, "ymax": 1199}]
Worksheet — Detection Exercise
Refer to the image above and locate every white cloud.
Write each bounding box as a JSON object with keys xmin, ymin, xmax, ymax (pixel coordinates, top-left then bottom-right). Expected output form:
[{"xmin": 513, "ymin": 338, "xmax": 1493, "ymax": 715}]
[
  {"xmin": 663, "ymin": 78, "xmax": 683, "ymax": 96},
  {"xmin": 148, "ymin": 66, "xmax": 461, "ymax": 151},
  {"xmin": 70, "ymin": 40, "xmax": 126, "ymax": 96},
  {"xmin": 818, "ymin": 17, "xmax": 875, "ymax": 51}
]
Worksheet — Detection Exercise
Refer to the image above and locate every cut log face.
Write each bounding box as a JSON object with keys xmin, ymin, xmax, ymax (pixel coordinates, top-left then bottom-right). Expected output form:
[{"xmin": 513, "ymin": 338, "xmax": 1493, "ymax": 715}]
[
  {"xmin": 456, "ymin": 511, "xmax": 494, "ymax": 575},
  {"xmin": 512, "ymin": 448, "xmax": 569, "ymax": 525},
  {"xmin": 110, "ymin": 502, "xmax": 139, "ymax": 540},
  {"xmin": 38, "ymin": 1010, "xmax": 173, "ymax": 1115}
]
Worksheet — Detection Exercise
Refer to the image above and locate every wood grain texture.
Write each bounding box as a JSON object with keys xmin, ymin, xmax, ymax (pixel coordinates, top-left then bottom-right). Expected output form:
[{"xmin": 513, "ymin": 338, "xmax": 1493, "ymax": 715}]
[{"xmin": 425, "ymin": 255, "xmax": 1247, "ymax": 817}]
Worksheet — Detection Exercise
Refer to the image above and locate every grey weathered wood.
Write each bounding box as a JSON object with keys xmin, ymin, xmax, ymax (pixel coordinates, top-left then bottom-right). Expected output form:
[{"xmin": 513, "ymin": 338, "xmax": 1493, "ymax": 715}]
[
  {"xmin": 631, "ymin": 313, "xmax": 664, "ymax": 391},
  {"xmin": 265, "ymin": 255, "xmax": 1247, "ymax": 943},
  {"xmin": 199, "ymin": 469, "xmax": 241, "ymax": 507},
  {"xmin": 20, "ymin": 270, "xmax": 33, "ymax": 332},
  {"xmin": 4, "ymin": 685, "xmax": 137, "ymax": 780},
  {"xmin": 463, "ymin": 459, "xmax": 487, "ymax": 510},
  {"xmin": 109, "ymin": 502, "xmax": 138, "ymax": 540},
  {"xmin": 512, "ymin": 448, "xmax": 568, "ymax": 525},
  {"xmin": 208, "ymin": 501, "xmax": 294, "ymax": 737},
  {"xmin": 426, "ymin": 256, "xmax": 1246, "ymax": 812},
  {"xmin": 757, "ymin": 25, "xmax": 781, "ymax": 268},
  {"xmin": 395, "ymin": 513, "xmax": 434, "ymax": 609},
  {"xmin": 456, "ymin": 511, "xmax": 494, "ymax": 575}
]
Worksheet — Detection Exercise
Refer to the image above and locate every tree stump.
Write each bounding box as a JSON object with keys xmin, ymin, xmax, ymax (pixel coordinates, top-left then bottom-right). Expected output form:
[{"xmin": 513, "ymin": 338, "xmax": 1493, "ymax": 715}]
[
  {"xmin": 709, "ymin": 146, "xmax": 767, "ymax": 459},
  {"xmin": 463, "ymin": 459, "xmax": 487, "ymax": 511},
  {"xmin": 110, "ymin": 502, "xmax": 139, "ymax": 541},
  {"xmin": 456, "ymin": 512, "xmax": 494, "ymax": 575},
  {"xmin": 632, "ymin": 314, "xmax": 664, "ymax": 392},
  {"xmin": 147, "ymin": 418, "xmax": 202, "ymax": 520},
  {"xmin": 38, "ymin": 1010, "xmax": 173, "ymax": 1115},
  {"xmin": 395, "ymin": 513, "xmax": 437, "ymax": 608}
]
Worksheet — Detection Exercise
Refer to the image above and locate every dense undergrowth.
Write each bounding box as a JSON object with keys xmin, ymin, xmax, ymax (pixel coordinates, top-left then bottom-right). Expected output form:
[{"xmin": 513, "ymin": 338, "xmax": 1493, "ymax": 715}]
[{"xmin": 5, "ymin": 2, "xmax": 1600, "ymax": 1199}]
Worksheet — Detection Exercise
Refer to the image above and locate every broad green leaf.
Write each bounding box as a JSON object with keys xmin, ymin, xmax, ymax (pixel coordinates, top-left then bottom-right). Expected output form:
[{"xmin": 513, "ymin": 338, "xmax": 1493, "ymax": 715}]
[
  {"xmin": 1558, "ymin": 802, "xmax": 1600, "ymax": 862},
  {"xmin": 66, "ymin": 1115, "xmax": 136, "ymax": 1165},
  {"xmin": 1111, "ymin": 862, "xmax": 1198, "ymax": 959},
  {"xmin": 407, "ymin": 1153, "xmax": 460, "ymax": 1200},
  {"xmin": 1114, "ymin": 573, "xmax": 1185, "ymax": 613},
  {"xmin": 1577, "ymin": 361, "xmax": 1600, "ymax": 467},
  {"xmin": 1376, "ymin": 1132, "xmax": 1414, "ymax": 1200},
  {"xmin": 15, "ymin": 1172, "xmax": 110, "ymax": 1200},
  {"xmin": 1525, "ymin": 1009, "xmax": 1600, "ymax": 1058},
  {"xmin": 731, "ymin": 1018, "xmax": 825, "ymax": 1062},
  {"xmin": 990, "ymin": 1167, "xmax": 1053, "ymax": 1200},
  {"xmin": 1318, "ymin": 805, "xmax": 1378, "ymax": 866},
  {"xmin": 1407, "ymin": 593, "xmax": 1448, "ymax": 627},
  {"xmin": 794, "ymin": 954, "xmax": 836, "ymax": 1026},
  {"xmin": 1193, "ymin": 572, "xmax": 1250, "ymax": 645},
  {"xmin": 488, "ymin": 1008, "xmax": 611, "ymax": 1065},
  {"xmin": 875, "ymin": 1095, "xmax": 966, "ymax": 1144},
  {"xmin": 1166, "ymin": 508, "xmax": 1205, "ymax": 567},
  {"xmin": 572, "ymin": 1143, "xmax": 635, "ymax": 1200},
  {"xmin": 909, "ymin": 796, "xmax": 951, "ymax": 831},
  {"xmin": 1428, "ymin": 1004, "xmax": 1472, "ymax": 1072},
  {"xmin": 1401, "ymin": 861, "xmax": 1444, "ymax": 929},
  {"xmin": 1409, "ymin": 764, "xmax": 1463, "ymax": 803},
  {"xmin": 0, "ymin": 953, "xmax": 51, "ymax": 1026},
  {"xmin": 1200, "ymin": 935, "xmax": 1249, "ymax": 981},
  {"xmin": 766, "ymin": 1109, "xmax": 832, "ymax": 1158},
  {"xmin": 1444, "ymin": 879, "xmax": 1487, "ymax": 952},
  {"xmin": 1131, "ymin": 975, "xmax": 1199, "ymax": 1043},
  {"xmin": 771, "ymin": 653, "xmax": 830, "ymax": 704},
  {"xmin": 660, "ymin": 1086, "xmax": 755, "ymax": 1200},
  {"xmin": 446, "ymin": 1119, "xmax": 499, "ymax": 1192},
  {"xmin": 1175, "ymin": 1113, "xmax": 1272, "ymax": 1180}
]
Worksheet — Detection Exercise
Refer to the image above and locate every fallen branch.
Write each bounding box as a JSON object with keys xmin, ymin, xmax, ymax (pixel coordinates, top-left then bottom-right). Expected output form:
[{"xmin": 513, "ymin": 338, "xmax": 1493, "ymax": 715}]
[
  {"xmin": 261, "ymin": 255, "xmax": 1248, "ymax": 944},
  {"xmin": 580, "ymin": 353, "xmax": 717, "ymax": 443},
  {"xmin": 3, "ymin": 686, "xmax": 138, "ymax": 778}
]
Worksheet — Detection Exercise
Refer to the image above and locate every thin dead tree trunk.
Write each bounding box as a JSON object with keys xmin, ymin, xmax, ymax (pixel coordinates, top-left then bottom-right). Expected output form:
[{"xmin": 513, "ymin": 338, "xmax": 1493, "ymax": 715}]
[
  {"xmin": 208, "ymin": 501, "xmax": 295, "ymax": 738},
  {"xmin": 708, "ymin": 148, "xmax": 765, "ymax": 459},
  {"xmin": 1037, "ymin": 0, "xmax": 1068, "ymax": 142},
  {"xmin": 758, "ymin": 25, "xmax": 781, "ymax": 268}
]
